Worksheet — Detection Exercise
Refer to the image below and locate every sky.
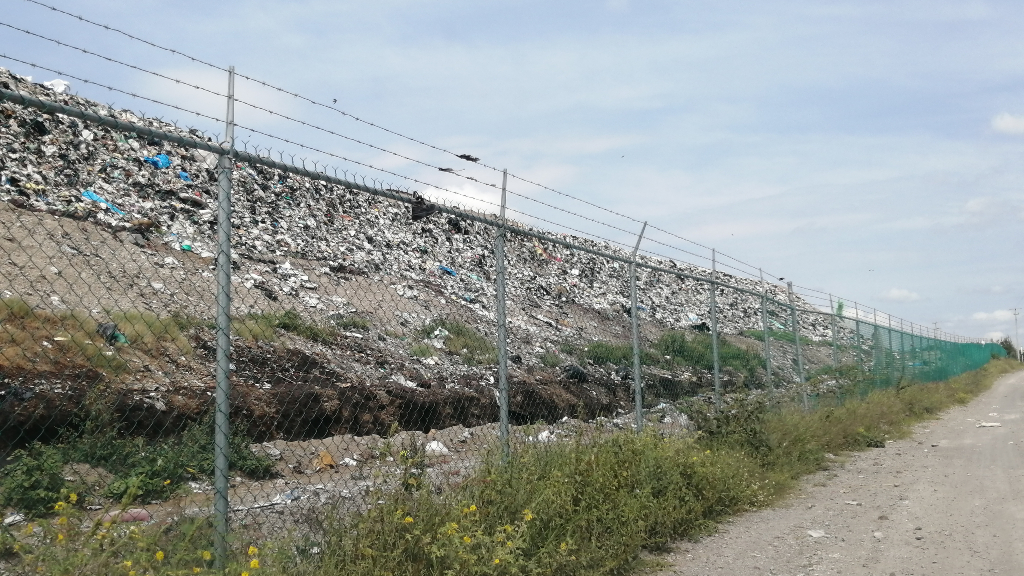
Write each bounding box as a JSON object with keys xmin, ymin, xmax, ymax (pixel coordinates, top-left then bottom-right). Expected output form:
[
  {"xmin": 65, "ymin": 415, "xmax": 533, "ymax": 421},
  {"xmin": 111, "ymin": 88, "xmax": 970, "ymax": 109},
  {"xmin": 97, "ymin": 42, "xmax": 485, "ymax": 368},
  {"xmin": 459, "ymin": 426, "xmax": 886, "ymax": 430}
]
[{"xmin": 1, "ymin": 0, "xmax": 1022, "ymax": 343}]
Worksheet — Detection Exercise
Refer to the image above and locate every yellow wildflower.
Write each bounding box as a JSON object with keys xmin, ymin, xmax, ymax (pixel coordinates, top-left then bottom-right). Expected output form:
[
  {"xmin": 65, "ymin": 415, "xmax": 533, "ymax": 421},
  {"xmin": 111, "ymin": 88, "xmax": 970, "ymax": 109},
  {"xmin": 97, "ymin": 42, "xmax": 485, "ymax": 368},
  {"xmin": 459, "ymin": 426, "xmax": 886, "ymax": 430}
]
[
  {"xmin": 522, "ymin": 509, "xmax": 534, "ymax": 522},
  {"xmin": 57, "ymin": 534, "xmax": 64, "ymax": 542},
  {"xmin": 250, "ymin": 559, "xmax": 259, "ymax": 569},
  {"xmin": 155, "ymin": 551, "xmax": 165, "ymax": 561},
  {"xmin": 68, "ymin": 493, "xmax": 78, "ymax": 503},
  {"xmin": 462, "ymin": 536, "xmax": 472, "ymax": 543},
  {"xmin": 403, "ymin": 516, "xmax": 414, "ymax": 524},
  {"xmin": 57, "ymin": 516, "xmax": 68, "ymax": 525},
  {"xmin": 53, "ymin": 502, "xmax": 66, "ymax": 511},
  {"xmin": 242, "ymin": 573, "xmax": 250, "ymax": 576},
  {"xmin": 248, "ymin": 545, "xmax": 259, "ymax": 556},
  {"xmin": 469, "ymin": 504, "xmax": 477, "ymax": 512},
  {"xmin": 122, "ymin": 561, "xmax": 132, "ymax": 568},
  {"xmin": 164, "ymin": 479, "xmax": 172, "ymax": 485},
  {"xmin": 202, "ymin": 550, "xmax": 212, "ymax": 561},
  {"xmin": 193, "ymin": 569, "xmax": 201, "ymax": 574},
  {"xmin": 493, "ymin": 559, "xmax": 500, "ymax": 564}
]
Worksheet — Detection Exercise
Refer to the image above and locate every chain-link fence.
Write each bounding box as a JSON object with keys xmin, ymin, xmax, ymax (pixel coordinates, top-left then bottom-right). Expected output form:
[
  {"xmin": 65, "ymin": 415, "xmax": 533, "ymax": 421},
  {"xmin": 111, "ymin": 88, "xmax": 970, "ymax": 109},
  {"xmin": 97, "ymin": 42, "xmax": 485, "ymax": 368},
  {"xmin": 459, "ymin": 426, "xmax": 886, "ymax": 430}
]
[{"xmin": 0, "ymin": 67, "xmax": 1008, "ymax": 564}]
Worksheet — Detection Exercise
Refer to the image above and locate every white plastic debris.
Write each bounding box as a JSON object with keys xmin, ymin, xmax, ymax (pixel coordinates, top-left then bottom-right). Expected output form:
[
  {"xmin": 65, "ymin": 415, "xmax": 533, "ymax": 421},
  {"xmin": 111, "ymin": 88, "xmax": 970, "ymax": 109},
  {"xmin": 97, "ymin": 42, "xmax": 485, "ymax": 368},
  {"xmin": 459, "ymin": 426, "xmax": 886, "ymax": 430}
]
[
  {"xmin": 807, "ymin": 530, "xmax": 825, "ymax": 538},
  {"xmin": 424, "ymin": 440, "xmax": 450, "ymax": 456},
  {"xmin": 977, "ymin": 422, "xmax": 1002, "ymax": 427},
  {"xmin": 42, "ymin": 79, "xmax": 71, "ymax": 94}
]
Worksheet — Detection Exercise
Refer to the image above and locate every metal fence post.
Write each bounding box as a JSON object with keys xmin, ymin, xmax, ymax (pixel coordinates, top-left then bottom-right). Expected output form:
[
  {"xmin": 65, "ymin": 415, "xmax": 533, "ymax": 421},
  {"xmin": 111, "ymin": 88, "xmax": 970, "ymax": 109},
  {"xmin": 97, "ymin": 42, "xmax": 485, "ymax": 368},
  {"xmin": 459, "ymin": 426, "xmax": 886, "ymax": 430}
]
[
  {"xmin": 829, "ymin": 294, "xmax": 839, "ymax": 369},
  {"xmin": 759, "ymin": 269, "xmax": 772, "ymax": 391},
  {"xmin": 213, "ymin": 65, "xmax": 235, "ymax": 570},
  {"xmin": 710, "ymin": 250, "xmax": 722, "ymax": 410},
  {"xmin": 886, "ymin": 315, "xmax": 896, "ymax": 387},
  {"xmin": 786, "ymin": 282, "xmax": 806, "ymax": 409},
  {"xmin": 854, "ymin": 302, "xmax": 864, "ymax": 372},
  {"xmin": 629, "ymin": 222, "xmax": 647, "ymax": 431},
  {"xmin": 494, "ymin": 170, "xmax": 510, "ymax": 461}
]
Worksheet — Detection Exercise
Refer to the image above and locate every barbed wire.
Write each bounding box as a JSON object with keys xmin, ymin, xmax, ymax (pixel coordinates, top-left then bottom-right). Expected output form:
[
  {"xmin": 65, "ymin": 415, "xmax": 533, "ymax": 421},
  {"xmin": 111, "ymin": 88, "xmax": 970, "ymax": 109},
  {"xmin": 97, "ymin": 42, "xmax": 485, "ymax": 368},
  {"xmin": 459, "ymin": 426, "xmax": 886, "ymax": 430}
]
[{"xmin": 16, "ymin": 0, "xmax": 786, "ymax": 281}]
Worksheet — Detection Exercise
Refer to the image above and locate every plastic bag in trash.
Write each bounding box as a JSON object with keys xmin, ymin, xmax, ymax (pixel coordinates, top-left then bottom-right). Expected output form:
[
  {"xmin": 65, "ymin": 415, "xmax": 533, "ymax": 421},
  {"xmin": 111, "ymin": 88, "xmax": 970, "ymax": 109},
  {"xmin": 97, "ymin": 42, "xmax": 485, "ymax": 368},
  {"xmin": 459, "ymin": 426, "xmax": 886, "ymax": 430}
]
[
  {"xmin": 143, "ymin": 154, "xmax": 172, "ymax": 169},
  {"xmin": 81, "ymin": 190, "xmax": 125, "ymax": 215},
  {"xmin": 178, "ymin": 171, "xmax": 192, "ymax": 182},
  {"xmin": 438, "ymin": 265, "xmax": 457, "ymax": 277},
  {"xmin": 42, "ymin": 79, "xmax": 71, "ymax": 94}
]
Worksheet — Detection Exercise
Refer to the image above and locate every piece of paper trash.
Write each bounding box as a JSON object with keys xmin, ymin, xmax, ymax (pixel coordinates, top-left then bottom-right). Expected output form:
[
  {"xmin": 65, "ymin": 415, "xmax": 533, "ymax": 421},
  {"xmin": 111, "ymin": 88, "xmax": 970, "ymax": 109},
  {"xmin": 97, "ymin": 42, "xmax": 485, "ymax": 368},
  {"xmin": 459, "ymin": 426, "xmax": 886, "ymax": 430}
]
[
  {"xmin": 807, "ymin": 530, "xmax": 826, "ymax": 538},
  {"xmin": 42, "ymin": 79, "xmax": 71, "ymax": 94},
  {"xmin": 976, "ymin": 422, "xmax": 1002, "ymax": 427}
]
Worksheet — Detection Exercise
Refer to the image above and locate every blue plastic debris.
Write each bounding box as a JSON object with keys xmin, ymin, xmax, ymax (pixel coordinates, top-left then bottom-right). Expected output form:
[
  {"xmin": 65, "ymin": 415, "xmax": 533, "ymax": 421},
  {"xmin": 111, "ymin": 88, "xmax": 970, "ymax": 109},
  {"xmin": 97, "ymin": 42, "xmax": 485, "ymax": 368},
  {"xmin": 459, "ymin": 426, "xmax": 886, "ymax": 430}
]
[
  {"xmin": 143, "ymin": 154, "xmax": 171, "ymax": 169},
  {"xmin": 178, "ymin": 171, "xmax": 192, "ymax": 182},
  {"xmin": 438, "ymin": 265, "xmax": 457, "ymax": 277},
  {"xmin": 81, "ymin": 190, "xmax": 125, "ymax": 215}
]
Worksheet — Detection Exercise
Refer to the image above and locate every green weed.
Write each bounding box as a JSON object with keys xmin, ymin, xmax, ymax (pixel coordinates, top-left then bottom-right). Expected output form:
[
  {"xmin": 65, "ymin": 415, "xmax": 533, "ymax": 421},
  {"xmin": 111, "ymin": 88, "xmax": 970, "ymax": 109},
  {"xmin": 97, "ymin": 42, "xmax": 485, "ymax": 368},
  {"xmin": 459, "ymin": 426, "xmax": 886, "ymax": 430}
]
[
  {"xmin": 540, "ymin": 351, "xmax": 562, "ymax": 368},
  {"xmin": 417, "ymin": 319, "xmax": 496, "ymax": 366}
]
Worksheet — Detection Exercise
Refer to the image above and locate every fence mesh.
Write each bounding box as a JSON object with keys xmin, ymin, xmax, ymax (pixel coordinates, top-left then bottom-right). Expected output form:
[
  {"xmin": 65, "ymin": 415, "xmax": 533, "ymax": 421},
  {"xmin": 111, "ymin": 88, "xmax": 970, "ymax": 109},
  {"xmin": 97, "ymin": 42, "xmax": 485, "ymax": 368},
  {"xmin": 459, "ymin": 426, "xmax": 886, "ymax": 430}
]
[{"xmin": 0, "ymin": 66, "xmax": 1009, "ymax": 559}]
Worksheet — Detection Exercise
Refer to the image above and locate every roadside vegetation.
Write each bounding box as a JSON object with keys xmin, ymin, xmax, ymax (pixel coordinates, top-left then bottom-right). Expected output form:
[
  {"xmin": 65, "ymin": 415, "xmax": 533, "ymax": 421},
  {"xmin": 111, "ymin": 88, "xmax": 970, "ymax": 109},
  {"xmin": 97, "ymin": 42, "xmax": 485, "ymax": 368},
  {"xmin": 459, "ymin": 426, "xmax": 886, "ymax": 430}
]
[{"xmin": 2, "ymin": 359, "xmax": 1018, "ymax": 575}]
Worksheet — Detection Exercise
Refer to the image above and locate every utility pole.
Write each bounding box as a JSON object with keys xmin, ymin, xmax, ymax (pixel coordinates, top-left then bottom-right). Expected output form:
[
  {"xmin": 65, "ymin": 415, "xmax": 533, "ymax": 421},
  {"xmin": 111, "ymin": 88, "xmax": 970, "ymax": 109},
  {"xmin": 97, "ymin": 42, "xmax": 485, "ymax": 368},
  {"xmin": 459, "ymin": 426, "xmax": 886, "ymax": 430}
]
[{"xmin": 1014, "ymin": 308, "xmax": 1020, "ymax": 362}]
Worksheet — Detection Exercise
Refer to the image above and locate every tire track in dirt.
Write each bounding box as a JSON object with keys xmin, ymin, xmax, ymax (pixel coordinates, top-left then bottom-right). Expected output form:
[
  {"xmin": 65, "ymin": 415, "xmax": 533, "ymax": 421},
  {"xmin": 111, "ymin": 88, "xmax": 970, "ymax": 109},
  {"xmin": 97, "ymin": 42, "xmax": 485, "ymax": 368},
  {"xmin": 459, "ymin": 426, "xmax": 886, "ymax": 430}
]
[{"xmin": 657, "ymin": 368, "xmax": 1024, "ymax": 576}]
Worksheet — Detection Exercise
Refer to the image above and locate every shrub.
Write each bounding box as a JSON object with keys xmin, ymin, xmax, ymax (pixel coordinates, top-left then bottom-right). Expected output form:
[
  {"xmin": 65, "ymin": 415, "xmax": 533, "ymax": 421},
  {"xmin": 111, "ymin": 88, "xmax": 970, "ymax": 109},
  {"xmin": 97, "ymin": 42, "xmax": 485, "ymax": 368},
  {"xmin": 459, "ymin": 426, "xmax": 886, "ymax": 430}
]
[
  {"xmin": 540, "ymin": 351, "xmax": 562, "ymax": 368},
  {"xmin": 0, "ymin": 445, "xmax": 68, "ymax": 517}
]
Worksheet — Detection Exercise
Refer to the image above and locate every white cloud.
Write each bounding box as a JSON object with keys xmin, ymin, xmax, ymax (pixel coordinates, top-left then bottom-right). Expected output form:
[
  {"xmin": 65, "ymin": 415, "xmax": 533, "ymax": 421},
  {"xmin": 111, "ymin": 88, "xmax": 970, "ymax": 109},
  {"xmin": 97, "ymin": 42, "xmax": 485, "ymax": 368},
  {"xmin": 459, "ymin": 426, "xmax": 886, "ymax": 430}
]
[
  {"xmin": 972, "ymin": 309, "xmax": 1015, "ymax": 322},
  {"xmin": 991, "ymin": 113, "xmax": 1024, "ymax": 135},
  {"xmin": 881, "ymin": 288, "xmax": 920, "ymax": 302}
]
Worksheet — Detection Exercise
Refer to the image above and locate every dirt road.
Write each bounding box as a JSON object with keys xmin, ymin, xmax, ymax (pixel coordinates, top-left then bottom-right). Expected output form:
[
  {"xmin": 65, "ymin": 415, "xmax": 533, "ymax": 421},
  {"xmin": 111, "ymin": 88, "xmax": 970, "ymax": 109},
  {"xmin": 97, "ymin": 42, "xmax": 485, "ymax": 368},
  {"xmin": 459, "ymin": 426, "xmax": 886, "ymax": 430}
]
[{"xmin": 658, "ymin": 369, "xmax": 1024, "ymax": 576}]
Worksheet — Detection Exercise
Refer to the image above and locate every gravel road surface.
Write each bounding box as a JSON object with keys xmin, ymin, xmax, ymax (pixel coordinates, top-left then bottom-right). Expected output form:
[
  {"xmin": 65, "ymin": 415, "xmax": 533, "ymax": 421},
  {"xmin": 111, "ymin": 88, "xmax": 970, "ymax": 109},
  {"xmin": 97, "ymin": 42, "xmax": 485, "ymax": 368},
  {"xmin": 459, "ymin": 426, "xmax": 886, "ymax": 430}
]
[{"xmin": 658, "ymin": 368, "xmax": 1024, "ymax": 576}]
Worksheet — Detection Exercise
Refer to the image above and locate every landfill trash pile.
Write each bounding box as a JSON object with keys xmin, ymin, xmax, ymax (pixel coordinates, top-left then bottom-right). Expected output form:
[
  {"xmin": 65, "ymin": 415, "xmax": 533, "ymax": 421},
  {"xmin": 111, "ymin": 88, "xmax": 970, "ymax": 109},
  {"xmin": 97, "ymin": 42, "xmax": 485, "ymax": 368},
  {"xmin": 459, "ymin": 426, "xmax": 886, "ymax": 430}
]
[{"xmin": 0, "ymin": 65, "xmax": 853, "ymax": 449}]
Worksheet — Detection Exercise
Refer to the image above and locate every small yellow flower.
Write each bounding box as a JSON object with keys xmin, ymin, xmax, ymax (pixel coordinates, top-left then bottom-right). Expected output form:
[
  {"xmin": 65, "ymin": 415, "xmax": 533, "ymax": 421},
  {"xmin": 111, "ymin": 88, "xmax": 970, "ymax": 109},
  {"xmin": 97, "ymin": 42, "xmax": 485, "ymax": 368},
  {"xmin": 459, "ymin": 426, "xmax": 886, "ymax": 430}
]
[
  {"xmin": 202, "ymin": 550, "xmax": 212, "ymax": 561},
  {"xmin": 250, "ymin": 559, "xmax": 259, "ymax": 569},
  {"xmin": 248, "ymin": 545, "xmax": 259, "ymax": 556},
  {"xmin": 53, "ymin": 502, "xmax": 66, "ymax": 511},
  {"xmin": 164, "ymin": 479, "xmax": 172, "ymax": 485},
  {"xmin": 242, "ymin": 573, "xmax": 250, "ymax": 576},
  {"xmin": 68, "ymin": 493, "xmax": 78, "ymax": 503},
  {"xmin": 403, "ymin": 516, "xmax": 414, "ymax": 524},
  {"xmin": 193, "ymin": 569, "xmax": 201, "ymax": 574},
  {"xmin": 129, "ymin": 572, "xmax": 136, "ymax": 576},
  {"xmin": 57, "ymin": 516, "xmax": 68, "ymax": 525},
  {"xmin": 57, "ymin": 534, "xmax": 64, "ymax": 542},
  {"xmin": 155, "ymin": 550, "xmax": 165, "ymax": 561},
  {"xmin": 463, "ymin": 536, "xmax": 472, "ymax": 543},
  {"xmin": 503, "ymin": 524, "xmax": 512, "ymax": 533},
  {"xmin": 522, "ymin": 509, "xmax": 534, "ymax": 522},
  {"xmin": 493, "ymin": 558, "xmax": 500, "ymax": 564},
  {"xmin": 468, "ymin": 504, "xmax": 477, "ymax": 512},
  {"xmin": 560, "ymin": 542, "xmax": 568, "ymax": 551},
  {"xmin": 122, "ymin": 560, "xmax": 132, "ymax": 568}
]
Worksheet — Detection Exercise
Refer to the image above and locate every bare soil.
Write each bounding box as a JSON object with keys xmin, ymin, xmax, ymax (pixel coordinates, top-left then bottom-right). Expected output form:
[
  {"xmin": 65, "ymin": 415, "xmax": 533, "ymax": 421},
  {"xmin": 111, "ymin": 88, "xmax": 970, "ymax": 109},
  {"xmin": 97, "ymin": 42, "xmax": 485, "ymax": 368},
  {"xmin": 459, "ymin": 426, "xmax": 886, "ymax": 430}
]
[{"xmin": 654, "ymin": 368, "xmax": 1024, "ymax": 575}]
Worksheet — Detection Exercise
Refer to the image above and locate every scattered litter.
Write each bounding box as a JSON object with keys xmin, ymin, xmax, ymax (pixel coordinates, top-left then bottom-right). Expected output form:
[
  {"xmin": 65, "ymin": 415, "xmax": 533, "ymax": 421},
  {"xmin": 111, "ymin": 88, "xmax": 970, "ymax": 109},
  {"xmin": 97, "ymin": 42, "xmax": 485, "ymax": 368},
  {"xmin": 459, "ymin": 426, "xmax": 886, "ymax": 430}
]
[
  {"xmin": 844, "ymin": 501, "xmax": 862, "ymax": 506},
  {"xmin": 100, "ymin": 509, "xmax": 151, "ymax": 524},
  {"xmin": 438, "ymin": 265, "xmax": 457, "ymax": 277},
  {"xmin": 178, "ymin": 171, "xmax": 193, "ymax": 182},
  {"xmin": 3, "ymin": 513, "xmax": 25, "ymax": 526},
  {"xmin": 96, "ymin": 322, "xmax": 129, "ymax": 345},
  {"xmin": 313, "ymin": 450, "xmax": 337, "ymax": 470},
  {"xmin": 81, "ymin": 190, "xmax": 125, "ymax": 215},
  {"xmin": 976, "ymin": 422, "xmax": 1002, "ymax": 428},
  {"xmin": 425, "ymin": 440, "xmax": 451, "ymax": 456},
  {"xmin": 872, "ymin": 531, "xmax": 884, "ymax": 539},
  {"xmin": 143, "ymin": 154, "xmax": 172, "ymax": 169},
  {"xmin": 807, "ymin": 530, "xmax": 826, "ymax": 538},
  {"xmin": 42, "ymin": 79, "xmax": 71, "ymax": 94}
]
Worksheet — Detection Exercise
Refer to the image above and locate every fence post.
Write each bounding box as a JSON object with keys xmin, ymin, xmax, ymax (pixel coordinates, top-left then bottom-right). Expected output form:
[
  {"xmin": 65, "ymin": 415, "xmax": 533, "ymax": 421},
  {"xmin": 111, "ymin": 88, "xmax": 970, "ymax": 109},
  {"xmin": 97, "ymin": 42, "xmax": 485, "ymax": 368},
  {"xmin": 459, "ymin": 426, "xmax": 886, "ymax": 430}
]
[
  {"xmin": 829, "ymin": 294, "xmax": 839, "ymax": 369},
  {"xmin": 710, "ymin": 250, "xmax": 722, "ymax": 410},
  {"xmin": 786, "ymin": 282, "xmax": 806, "ymax": 409},
  {"xmin": 886, "ymin": 315, "xmax": 896, "ymax": 387},
  {"xmin": 494, "ymin": 170, "xmax": 510, "ymax": 461},
  {"xmin": 629, "ymin": 222, "xmax": 648, "ymax": 431},
  {"xmin": 212, "ymin": 65, "xmax": 235, "ymax": 570},
  {"xmin": 854, "ymin": 302, "xmax": 863, "ymax": 372},
  {"xmin": 759, "ymin": 269, "xmax": 772, "ymax": 391},
  {"xmin": 898, "ymin": 318, "xmax": 907, "ymax": 382}
]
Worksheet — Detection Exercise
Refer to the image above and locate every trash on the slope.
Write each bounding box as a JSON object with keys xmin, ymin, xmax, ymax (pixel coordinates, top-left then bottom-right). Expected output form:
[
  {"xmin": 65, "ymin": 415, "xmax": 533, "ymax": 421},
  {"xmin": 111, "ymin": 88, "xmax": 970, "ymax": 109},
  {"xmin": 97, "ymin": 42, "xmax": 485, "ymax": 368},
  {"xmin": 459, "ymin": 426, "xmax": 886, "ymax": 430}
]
[
  {"xmin": 532, "ymin": 240, "xmax": 563, "ymax": 262},
  {"xmin": 425, "ymin": 440, "xmax": 451, "ymax": 456},
  {"xmin": 81, "ymin": 190, "xmax": 126, "ymax": 215},
  {"xmin": 42, "ymin": 79, "xmax": 71, "ymax": 94},
  {"xmin": 177, "ymin": 192, "xmax": 207, "ymax": 208},
  {"xmin": 807, "ymin": 530, "xmax": 826, "ymax": 538},
  {"xmin": 28, "ymin": 118, "xmax": 49, "ymax": 136},
  {"xmin": 100, "ymin": 509, "xmax": 151, "ymax": 523},
  {"xmin": 96, "ymin": 322, "xmax": 129, "ymax": 345},
  {"xmin": 976, "ymin": 422, "xmax": 1002, "ymax": 427},
  {"xmin": 3, "ymin": 513, "xmax": 25, "ymax": 526},
  {"xmin": 411, "ymin": 191, "xmax": 439, "ymax": 221},
  {"xmin": 313, "ymin": 450, "xmax": 337, "ymax": 470},
  {"xmin": 143, "ymin": 154, "xmax": 172, "ymax": 169},
  {"xmin": 438, "ymin": 265, "xmax": 457, "ymax": 277},
  {"xmin": 178, "ymin": 171, "xmax": 193, "ymax": 182}
]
